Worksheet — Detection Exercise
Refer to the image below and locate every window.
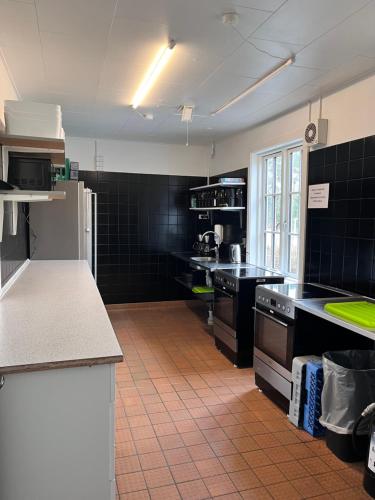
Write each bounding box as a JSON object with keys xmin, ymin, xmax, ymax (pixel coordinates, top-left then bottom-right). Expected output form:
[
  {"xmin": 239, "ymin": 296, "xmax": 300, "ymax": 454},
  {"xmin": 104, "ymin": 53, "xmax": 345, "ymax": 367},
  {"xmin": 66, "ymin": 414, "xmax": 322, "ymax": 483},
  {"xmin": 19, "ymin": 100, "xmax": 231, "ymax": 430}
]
[{"xmin": 260, "ymin": 146, "xmax": 302, "ymax": 277}]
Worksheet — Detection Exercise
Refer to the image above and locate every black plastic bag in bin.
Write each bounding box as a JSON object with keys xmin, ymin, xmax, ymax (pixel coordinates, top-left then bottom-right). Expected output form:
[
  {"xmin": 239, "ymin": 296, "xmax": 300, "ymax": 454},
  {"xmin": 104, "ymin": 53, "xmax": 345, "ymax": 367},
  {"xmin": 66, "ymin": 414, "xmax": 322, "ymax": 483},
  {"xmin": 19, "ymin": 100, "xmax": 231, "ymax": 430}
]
[{"xmin": 320, "ymin": 350, "xmax": 375, "ymax": 435}]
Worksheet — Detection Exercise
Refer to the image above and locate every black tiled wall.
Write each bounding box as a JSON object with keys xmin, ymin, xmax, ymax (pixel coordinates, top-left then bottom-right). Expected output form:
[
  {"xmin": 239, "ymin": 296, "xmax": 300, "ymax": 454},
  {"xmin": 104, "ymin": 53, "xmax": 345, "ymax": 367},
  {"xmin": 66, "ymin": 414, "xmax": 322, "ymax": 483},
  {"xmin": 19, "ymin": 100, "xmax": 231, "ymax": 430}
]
[
  {"xmin": 305, "ymin": 135, "xmax": 375, "ymax": 296},
  {"xmin": 0, "ymin": 203, "xmax": 29, "ymax": 286},
  {"xmin": 79, "ymin": 171, "xmax": 208, "ymax": 304}
]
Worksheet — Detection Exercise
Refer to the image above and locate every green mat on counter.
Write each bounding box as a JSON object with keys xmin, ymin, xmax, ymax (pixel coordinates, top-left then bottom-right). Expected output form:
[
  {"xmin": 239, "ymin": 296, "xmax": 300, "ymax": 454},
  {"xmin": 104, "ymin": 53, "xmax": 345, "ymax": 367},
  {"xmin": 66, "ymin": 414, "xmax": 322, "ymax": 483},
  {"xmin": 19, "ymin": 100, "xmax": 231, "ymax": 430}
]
[
  {"xmin": 192, "ymin": 286, "xmax": 214, "ymax": 294},
  {"xmin": 324, "ymin": 301, "xmax": 375, "ymax": 329}
]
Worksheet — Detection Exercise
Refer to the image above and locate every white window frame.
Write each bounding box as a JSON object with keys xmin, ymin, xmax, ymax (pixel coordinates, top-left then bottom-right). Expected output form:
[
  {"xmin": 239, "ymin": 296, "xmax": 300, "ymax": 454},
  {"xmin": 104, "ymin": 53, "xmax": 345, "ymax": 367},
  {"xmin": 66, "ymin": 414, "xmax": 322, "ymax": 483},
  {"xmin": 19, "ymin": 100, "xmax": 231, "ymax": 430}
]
[{"xmin": 256, "ymin": 144, "xmax": 303, "ymax": 279}]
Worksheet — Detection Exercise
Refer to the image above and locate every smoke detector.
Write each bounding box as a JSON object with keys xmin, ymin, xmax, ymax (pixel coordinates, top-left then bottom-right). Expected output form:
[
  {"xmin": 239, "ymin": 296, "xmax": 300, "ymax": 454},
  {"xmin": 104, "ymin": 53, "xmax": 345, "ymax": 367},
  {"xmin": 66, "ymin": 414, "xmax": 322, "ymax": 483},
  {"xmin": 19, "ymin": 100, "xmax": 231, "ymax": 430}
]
[{"xmin": 222, "ymin": 12, "xmax": 239, "ymax": 27}]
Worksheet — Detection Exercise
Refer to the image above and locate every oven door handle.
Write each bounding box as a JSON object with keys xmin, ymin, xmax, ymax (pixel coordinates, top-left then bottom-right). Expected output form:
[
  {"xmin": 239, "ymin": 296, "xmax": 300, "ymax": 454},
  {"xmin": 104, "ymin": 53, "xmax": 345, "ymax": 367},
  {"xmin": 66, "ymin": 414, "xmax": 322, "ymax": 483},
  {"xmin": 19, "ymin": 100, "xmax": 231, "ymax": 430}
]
[
  {"xmin": 252, "ymin": 307, "xmax": 289, "ymax": 328},
  {"xmin": 214, "ymin": 286, "xmax": 235, "ymax": 298}
]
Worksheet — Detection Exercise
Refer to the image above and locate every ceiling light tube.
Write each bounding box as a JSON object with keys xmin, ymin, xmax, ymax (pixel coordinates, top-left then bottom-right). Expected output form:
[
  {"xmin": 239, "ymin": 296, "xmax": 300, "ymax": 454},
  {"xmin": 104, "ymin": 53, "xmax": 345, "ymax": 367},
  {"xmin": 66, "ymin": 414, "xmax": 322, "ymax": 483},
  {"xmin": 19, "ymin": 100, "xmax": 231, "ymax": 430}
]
[
  {"xmin": 211, "ymin": 56, "xmax": 295, "ymax": 115},
  {"xmin": 132, "ymin": 40, "xmax": 176, "ymax": 109}
]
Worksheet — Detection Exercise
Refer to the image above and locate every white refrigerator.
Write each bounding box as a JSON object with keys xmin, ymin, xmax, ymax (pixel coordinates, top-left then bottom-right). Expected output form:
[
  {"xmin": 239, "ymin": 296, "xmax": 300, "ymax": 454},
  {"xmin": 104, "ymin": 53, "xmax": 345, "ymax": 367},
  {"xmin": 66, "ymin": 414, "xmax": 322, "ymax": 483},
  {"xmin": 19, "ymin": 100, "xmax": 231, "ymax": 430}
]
[{"xmin": 29, "ymin": 181, "xmax": 97, "ymax": 280}]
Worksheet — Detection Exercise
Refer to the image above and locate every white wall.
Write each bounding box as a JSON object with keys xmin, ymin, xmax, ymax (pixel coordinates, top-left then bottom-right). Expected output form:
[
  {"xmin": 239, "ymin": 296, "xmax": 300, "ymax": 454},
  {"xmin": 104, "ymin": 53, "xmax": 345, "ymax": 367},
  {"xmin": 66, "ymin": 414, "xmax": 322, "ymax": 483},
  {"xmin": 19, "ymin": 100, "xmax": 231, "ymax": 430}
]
[
  {"xmin": 65, "ymin": 136, "xmax": 210, "ymax": 177},
  {"xmin": 0, "ymin": 51, "xmax": 18, "ymax": 132},
  {"xmin": 211, "ymin": 73, "xmax": 375, "ymax": 175}
]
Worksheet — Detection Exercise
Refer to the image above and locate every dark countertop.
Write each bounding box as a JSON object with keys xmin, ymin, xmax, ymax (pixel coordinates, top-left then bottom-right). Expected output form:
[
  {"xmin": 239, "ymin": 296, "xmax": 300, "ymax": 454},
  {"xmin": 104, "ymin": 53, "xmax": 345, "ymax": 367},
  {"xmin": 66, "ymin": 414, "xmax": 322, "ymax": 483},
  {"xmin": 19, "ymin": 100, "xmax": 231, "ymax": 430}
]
[{"xmin": 171, "ymin": 252, "xmax": 256, "ymax": 271}]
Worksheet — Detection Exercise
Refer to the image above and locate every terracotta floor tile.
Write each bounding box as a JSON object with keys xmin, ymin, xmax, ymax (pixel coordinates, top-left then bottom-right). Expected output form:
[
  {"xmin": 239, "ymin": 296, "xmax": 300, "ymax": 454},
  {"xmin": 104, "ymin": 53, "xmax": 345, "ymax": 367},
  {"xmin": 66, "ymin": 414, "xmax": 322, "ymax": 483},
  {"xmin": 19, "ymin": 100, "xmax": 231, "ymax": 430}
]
[
  {"xmin": 143, "ymin": 466, "xmax": 174, "ymax": 489},
  {"xmin": 116, "ymin": 440, "xmax": 137, "ymax": 458},
  {"xmin": 276, "ymin": 460, "xmax": 309, "ymax": 480},
  {"xmin": 170, "ymin": 462, "xmax": 201, "ymax": 483},
  {"xmin": 232, "ymin": 436, "xmax": 259, "ymax": 453},
  {"xmin": 119, "ymin": 490, "xmax": 150, "ymax": 500},
  {"xmin": 188, "ymin": 443, "xmax": 216, "ymax": 461},
  {"xmin": 266, "ymin": 481, "xmax": 303, "ymax": 499},
  {"xmin": 135, "ymin": 437, "xmax": 161, "ymax": 454},
  {"xmin": 211, "ymin": 439, "xmax": 238, "ymax": 457},
  {"xmin": 219, "ymin": 454, "xmax": 249, "ymax": 473},
  {"xmin": 158, "ymin": 433, "xmax": 185, "ymax": 450},
  {"xmin": 131, "ymin": 425, "xmax": 156, "ymax": 440},
  {"xmin": 242, "ymin": 450, "xmax": 273, "ymax": 468},
  {"xmin": 195, "ymin": 457, "xmax": 226, "ymax": 478},
  {"xmin": 204, "ymin": 473, "xmax": 237, "ymax": 496},
  {"xmin": 229, "ymin": 469, "xmax": 262, "ymax": 491},
  {"xmin": 139, "ymin": 451, "xmax": 167, "ymax": 470},
  {"xmin": 115, "ymin": 455, "xmax": 141, "ymax": 475},
  {"xmin": 189, "ymin": 407, "xmax": 212, "ymax": 419},
  {"xmin": 177, "ymin": 478, "xmax": 210, "ymax": 500},
  {"xmin": 240, "ymin": 487, "xmax": 273, "ymax": 499},
  {"xmin": 315, "ymin": 471, "xmax": 350, "ymax": 493},
  {"xmin": 291, "ymin": 476, "xmax": 327, "ymax": 497},
  {"xmin": 149, "ymin": 484, "xmax": 181, "ymax": 500},
  {"xmin": 253, "ymin": 464, "xmax": 286, "ymax": 486},
  {"xmin": 174, "ymin": 418, "xmax": 199, "ymax": 433},
  {"xmin": 117, "ymin": 471, "xmax": 146, "ymax": 494},
  {"xmin": 223, "ymin": 424, "xmax": 248, "ymax": 439},
  {"xmin": 164, "ymin": 446, "xmax": 191, "ymax": 465},
  {"xmin": 181, "ymin": 430, "xmax": 207, "ymax": 446},
  {"xmin": 148, "ymin": 412, "xmax": 172, "ymax": 425},
  {"xmin": 153, "ymin": 422, "xmax": 177, "ymax": 436}
]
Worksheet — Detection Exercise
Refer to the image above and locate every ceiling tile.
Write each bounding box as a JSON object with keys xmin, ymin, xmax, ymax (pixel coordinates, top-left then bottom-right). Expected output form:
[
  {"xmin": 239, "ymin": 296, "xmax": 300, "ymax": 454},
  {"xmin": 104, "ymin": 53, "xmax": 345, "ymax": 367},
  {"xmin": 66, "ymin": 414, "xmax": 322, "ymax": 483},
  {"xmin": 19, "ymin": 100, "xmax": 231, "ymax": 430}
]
[
  {"xmin": 252, "ymin": 0, "xmax": 370, "ymax": 45},
  {"xmin": 0, "ymin": 0, "xmax": 40, "ymax": 46}
]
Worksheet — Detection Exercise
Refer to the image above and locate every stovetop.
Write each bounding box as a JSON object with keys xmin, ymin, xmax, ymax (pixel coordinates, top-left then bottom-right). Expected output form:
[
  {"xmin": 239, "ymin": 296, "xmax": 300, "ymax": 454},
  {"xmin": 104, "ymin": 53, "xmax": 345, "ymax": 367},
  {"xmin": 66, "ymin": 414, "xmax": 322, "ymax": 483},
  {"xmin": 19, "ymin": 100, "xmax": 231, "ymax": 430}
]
[
  {"xmin": 217, "ymin": 266, "xmax": 283, "ymax": 280},
  {"xmin": 262, "ymin": 283, "xmax": 350, "ymax": 300},
  {"xmin": 256, "ymin": 283, "xmax": 352, "ymax": 320}
]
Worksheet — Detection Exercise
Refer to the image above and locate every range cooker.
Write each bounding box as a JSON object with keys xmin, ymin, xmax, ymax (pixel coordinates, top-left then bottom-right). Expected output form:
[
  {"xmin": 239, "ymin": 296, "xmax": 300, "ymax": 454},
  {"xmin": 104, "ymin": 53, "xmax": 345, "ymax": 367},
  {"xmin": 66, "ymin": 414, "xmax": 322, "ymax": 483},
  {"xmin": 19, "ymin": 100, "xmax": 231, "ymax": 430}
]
[
  {"xmin": 253, "ymin": 283, "xmax": 365, "ymax": 411},
  {"xmin": 213, "ymin": 267, "xmax": 284, "ymax": 367}
]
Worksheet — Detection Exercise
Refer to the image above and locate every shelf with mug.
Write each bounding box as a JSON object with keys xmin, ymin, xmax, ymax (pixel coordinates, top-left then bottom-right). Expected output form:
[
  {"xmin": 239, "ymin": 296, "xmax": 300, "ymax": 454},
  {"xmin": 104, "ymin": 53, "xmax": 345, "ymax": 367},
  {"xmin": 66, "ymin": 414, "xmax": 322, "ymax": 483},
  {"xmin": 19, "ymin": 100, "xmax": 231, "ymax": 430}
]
[{"xmin": 189, "ymin": 206, "xmax": 245, "ymax": 211}]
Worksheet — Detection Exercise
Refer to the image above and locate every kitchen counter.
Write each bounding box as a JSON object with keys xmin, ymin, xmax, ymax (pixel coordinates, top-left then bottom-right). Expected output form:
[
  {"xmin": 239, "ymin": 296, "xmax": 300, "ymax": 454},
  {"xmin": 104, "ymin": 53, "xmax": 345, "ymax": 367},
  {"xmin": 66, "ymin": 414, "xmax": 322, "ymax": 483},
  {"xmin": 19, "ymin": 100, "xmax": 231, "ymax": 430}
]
[
  {"xmin": 172, "ymin": 251, "xmax": 255, "ymax": 271},
  {"xmin": 0, "ymin": 260, "xmax": 123, "ymax": 375},
  {"xmin": 295, "ymin": 296, "xmax": 375, "ymax": 342}
]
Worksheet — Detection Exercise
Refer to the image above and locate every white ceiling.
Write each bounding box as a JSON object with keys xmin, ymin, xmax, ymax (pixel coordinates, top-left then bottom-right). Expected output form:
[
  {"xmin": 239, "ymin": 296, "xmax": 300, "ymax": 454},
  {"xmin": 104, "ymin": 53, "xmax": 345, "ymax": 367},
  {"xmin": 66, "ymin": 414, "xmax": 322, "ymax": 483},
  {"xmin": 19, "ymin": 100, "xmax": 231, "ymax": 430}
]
[{"xmin": 1, "ymin": 0, "xmax": 375, "ymax": 144}]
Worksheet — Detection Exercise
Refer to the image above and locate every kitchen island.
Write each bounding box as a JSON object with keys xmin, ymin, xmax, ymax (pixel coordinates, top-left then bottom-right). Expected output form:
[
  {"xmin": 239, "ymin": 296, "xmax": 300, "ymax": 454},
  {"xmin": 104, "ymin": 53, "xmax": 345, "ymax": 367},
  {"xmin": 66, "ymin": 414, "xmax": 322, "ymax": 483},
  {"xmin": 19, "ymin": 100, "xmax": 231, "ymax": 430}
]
[{"xmin": 0, "ymin": 260, "xmax": 123, "ymax": 500}]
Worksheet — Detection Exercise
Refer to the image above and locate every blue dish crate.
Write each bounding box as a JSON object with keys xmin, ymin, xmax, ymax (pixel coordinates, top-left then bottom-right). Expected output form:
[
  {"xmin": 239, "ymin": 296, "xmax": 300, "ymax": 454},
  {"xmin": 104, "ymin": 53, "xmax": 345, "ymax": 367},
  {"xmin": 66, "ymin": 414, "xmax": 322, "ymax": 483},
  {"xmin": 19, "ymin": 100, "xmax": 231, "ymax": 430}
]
[{"xmin": 303, "ymin": 360, "xmax": 325, "ymax": 437}]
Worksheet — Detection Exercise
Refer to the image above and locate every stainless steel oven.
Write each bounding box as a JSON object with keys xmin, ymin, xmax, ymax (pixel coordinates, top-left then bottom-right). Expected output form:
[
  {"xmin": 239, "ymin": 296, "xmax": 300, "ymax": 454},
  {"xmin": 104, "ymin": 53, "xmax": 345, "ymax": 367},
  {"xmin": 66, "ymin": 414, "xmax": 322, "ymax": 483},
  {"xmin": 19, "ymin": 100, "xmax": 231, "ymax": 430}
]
[{"xmin": 253, "ymin": 307, "xmax": 295, "ymax": 404}]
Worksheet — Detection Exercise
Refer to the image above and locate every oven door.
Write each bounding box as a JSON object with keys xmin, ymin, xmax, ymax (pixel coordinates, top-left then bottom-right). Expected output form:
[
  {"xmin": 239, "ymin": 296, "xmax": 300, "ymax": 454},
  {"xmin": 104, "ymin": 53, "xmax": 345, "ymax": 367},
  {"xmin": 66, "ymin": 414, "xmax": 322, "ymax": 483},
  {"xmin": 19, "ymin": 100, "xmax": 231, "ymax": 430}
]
[
  {"xmin": 254, "ymin": 307, "xmax": 294, "ymax": 371},
  {"xmin": 214, "ymin": 287, "xmax": 237, "ymax": 330}
]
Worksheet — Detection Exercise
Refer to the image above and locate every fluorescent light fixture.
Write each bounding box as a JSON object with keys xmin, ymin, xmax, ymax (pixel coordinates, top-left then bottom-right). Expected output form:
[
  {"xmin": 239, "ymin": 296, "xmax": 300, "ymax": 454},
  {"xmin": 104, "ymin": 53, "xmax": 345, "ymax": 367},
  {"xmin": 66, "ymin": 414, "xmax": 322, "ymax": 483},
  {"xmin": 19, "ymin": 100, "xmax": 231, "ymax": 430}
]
[
  {"xmin": 211, "ymin": 56, "xmax": 295, "ymax": 115},
  {"xmin": 131, "ymin": 40, "xmax": 176, "ymax": 109}
]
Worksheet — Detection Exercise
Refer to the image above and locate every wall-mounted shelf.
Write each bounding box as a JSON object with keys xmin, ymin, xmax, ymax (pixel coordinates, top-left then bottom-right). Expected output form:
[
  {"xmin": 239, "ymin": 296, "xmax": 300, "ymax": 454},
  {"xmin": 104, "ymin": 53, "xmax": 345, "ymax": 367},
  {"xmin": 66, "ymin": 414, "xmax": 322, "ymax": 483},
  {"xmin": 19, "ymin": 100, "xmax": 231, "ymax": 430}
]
[
  {"xmin": 189, "ymin": 181, "xmax": 245, "ymax": 191},
  {"xmin": 0, "ymin": 190, "xmax": 66, "ymax": 242},
  {"xmin": 190, "ymin": 207, "xmax": 245, "ymax": 211}
]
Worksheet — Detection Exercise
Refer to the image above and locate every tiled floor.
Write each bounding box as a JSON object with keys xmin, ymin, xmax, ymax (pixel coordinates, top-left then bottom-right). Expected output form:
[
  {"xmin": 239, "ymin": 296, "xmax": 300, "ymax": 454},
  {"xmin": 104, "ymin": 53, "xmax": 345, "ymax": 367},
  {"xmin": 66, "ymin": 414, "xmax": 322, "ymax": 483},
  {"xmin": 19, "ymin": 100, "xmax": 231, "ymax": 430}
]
[{"xmin": 109, "ymin": 301, "xmax": 370, "ymax": 500}]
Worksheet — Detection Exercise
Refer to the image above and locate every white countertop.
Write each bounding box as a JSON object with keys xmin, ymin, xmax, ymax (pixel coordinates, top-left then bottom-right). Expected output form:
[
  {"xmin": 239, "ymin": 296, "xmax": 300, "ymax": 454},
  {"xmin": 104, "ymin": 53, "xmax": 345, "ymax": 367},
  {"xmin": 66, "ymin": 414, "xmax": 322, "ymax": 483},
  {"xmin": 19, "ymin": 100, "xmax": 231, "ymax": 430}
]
[
  {"xmin": 295, "ymin": 297, "xmax": 375, "ymax": 342},
  {"xmin": 0, "ymin": 260, "xmax": 123, "ymax": 375}
]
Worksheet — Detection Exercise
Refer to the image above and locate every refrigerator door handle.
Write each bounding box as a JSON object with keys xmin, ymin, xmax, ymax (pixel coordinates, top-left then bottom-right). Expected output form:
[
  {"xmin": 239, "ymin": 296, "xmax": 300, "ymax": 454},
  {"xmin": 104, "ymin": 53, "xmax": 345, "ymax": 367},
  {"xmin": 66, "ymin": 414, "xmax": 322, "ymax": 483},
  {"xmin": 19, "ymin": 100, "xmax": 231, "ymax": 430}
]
[{"xmin": 91, "ymin": 192, "xmax": 97, "ymax": 282}]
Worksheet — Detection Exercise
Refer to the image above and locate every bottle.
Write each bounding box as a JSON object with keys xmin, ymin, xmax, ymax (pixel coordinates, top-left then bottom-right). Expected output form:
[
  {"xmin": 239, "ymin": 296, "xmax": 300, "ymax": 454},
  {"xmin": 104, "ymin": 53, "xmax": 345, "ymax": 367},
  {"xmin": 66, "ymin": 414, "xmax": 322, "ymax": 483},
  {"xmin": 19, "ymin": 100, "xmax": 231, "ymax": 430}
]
[
  {"xmin": 235, "ymin": 188, "xmax": 244, "ymax": 207},
  {"xmin": 190, "ymin": 193, "xmax": 197, "ymax": 208}
]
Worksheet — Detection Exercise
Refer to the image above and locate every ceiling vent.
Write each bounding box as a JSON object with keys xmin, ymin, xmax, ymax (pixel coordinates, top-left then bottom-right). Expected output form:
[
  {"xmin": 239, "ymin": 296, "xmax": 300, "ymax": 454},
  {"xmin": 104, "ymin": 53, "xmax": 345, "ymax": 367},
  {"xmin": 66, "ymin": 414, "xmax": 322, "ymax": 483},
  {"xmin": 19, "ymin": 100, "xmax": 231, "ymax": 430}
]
[{"xmin": 304, "ymin": 118, "xmax": 328, "ymax": 146}]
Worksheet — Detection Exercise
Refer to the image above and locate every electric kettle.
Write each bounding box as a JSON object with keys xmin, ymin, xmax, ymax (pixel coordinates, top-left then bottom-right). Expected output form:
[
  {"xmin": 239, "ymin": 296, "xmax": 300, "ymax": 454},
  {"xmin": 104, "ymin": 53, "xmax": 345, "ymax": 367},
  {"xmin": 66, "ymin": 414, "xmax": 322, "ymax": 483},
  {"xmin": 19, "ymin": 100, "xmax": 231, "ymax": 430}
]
[{"xmin": 229, "ymin": 244, "xmax": 241, "ymax": 263}]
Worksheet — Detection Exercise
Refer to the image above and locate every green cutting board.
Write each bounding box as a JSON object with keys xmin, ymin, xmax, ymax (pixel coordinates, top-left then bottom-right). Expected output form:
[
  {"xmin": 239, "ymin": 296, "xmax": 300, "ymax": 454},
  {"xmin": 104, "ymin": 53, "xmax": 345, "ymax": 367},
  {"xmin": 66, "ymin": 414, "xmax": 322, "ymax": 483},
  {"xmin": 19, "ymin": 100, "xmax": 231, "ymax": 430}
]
[{"xmin": 324, "ymin": 301, "xmax": 375, "ymax": 329}]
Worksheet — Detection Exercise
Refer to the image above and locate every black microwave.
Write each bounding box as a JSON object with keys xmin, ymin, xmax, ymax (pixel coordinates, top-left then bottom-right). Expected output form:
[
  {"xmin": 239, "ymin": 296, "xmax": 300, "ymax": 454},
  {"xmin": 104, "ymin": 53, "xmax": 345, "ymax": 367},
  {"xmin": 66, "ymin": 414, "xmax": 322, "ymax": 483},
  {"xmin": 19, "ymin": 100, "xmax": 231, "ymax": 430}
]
[{"xmin": 8, "ymin": 153, "xmax": 53, "ymax": 190}]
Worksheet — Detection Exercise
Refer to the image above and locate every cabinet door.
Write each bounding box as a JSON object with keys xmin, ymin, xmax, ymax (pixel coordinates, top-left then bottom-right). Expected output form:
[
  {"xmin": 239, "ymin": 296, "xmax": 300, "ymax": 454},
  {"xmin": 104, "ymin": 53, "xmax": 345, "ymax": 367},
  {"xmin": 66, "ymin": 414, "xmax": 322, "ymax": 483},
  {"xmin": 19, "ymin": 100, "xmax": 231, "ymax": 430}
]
[{"xmin": 0, "ymin": 364, "xmax": 115, "ymax": 500}]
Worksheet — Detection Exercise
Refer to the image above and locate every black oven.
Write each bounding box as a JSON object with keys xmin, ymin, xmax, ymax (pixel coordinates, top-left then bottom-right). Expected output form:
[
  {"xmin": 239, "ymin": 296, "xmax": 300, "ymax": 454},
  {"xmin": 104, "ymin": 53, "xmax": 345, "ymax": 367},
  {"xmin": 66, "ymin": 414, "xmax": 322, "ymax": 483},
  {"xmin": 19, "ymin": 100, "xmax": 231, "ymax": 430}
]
[{"xmin": 214, "ymin": 286, "xmax": 238, "ymax": 330}]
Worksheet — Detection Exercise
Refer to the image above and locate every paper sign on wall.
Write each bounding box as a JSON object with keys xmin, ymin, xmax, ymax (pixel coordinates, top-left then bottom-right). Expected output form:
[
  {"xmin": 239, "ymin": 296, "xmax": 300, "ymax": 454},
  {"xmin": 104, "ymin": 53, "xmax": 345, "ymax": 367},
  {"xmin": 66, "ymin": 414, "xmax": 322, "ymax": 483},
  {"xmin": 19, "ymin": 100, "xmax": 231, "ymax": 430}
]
[{"xmin": 308, "ymin": 183, "xmax": 330, "ymax": 209}]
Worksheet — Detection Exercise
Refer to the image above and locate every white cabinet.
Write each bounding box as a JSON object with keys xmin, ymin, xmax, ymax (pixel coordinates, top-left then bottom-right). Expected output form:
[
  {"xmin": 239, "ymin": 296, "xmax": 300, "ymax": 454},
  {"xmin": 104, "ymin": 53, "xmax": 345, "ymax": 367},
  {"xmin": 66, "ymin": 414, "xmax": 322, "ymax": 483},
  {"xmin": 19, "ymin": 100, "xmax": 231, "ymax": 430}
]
[{"xmin": 0, "ymin": 363, "xmax": 116, "ymax": 500}]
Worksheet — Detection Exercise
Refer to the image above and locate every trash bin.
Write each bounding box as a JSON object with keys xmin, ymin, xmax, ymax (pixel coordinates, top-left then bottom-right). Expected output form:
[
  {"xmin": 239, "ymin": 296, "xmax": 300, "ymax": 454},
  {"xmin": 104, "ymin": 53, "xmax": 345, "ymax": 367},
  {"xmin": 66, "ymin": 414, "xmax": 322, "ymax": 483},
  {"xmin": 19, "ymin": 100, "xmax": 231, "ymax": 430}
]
[{"xmin": 320, "ymin": 350, "xmax": 375, "ymax": 462}]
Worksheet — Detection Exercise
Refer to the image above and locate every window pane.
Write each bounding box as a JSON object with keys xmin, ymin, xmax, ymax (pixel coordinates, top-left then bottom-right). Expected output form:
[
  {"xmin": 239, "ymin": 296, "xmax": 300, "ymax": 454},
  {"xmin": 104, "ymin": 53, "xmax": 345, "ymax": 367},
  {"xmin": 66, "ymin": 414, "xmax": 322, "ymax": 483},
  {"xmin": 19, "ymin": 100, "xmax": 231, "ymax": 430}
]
[
  {"xmin": 289, "ymin": 235, "xmax": 299, "ymax": 274},
  {"xmin": 266, "ymin": 158, "xmax": 274, "ymax": 194},
  {"xmin": 265, "ymin": 196, "xmax": 274, "ymax": 231},
  {"xmin": 290, "ymin": 151, "xmax": 301, "ymax": 192},
  {"xmin": 275, "ymin": 155, "xmax": 282, "ymax": 193},
  {"xmin": 265, "ymin": 233, "xmax": 273, "ymax": 268},
  {"xmin": 274, "ymin": 233, "xmax": 280, "ymax": 270},
  {"xmin": 290, "ymin": 193, "xmax": 300, "ymax": 233},
  {"xmin": 274, "ymin": 195, "xmax": 281, "ymax": 232}
]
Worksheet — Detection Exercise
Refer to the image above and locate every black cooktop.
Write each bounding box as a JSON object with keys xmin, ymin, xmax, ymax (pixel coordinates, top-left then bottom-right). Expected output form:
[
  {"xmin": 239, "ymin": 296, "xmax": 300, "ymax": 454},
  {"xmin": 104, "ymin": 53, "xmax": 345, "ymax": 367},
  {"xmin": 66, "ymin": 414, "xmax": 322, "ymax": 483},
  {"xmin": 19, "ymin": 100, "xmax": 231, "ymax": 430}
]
[
  {"xmin": 263, "ymin": 283, "xmax": 350, "ymax": 300},
  {"xmin": 219, "ymin": 266, "xmax": 283, "ymax": 280}
]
